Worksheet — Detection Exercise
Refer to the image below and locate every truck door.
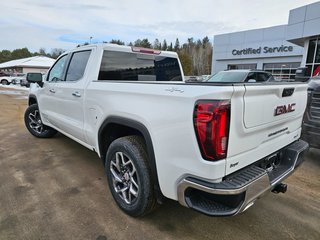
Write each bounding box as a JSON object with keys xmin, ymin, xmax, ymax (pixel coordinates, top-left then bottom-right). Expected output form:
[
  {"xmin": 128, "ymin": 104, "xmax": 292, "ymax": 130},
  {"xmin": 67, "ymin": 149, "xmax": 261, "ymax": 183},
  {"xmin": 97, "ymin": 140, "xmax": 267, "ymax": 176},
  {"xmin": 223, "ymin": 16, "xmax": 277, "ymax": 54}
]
[
  {"xmin": 38, "ymin": 54, "xmax": 68, "ymax": 127},
  {"xmin": 49, "ymin": 50, "xmax": 92, "ymax": 142}
]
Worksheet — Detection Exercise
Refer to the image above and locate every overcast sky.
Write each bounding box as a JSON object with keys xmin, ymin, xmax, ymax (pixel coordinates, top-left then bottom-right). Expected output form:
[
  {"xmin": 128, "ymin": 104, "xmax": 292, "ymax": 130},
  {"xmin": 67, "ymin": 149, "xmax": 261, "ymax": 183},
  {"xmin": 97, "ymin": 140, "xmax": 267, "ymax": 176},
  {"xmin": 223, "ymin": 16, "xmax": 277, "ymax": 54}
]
[{"xmin": 1, "ymin": 0, "xmax": 318, "ymax": 52}]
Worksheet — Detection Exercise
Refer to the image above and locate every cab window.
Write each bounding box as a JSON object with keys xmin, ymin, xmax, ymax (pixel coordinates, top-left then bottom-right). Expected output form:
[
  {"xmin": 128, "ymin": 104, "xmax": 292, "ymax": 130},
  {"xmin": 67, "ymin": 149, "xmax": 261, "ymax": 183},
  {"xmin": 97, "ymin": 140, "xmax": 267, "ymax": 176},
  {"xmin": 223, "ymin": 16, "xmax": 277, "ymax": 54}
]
[
  {"xmin": 66, "ymin": 50, "xmax": 91, "ymax": 81},
  {"xmin": 47, "ymin": 55, "xmax": 68, "ymax": 82}
]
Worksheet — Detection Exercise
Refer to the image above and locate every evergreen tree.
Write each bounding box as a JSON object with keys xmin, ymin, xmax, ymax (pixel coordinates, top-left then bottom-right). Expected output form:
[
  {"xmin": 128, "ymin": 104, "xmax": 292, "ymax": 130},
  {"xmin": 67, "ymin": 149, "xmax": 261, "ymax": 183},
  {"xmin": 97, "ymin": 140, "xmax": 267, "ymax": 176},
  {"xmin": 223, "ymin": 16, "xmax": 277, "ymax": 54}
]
[
  {"xmin": 202, "ymin": 36, "xmax": 210, "ymax": 46},
  {"xmin": 109, "ymin": 39, "xmax": 125, "ymax": 45},
  {"xmin": 174, "ymin": 38, "xmax": 180, "ymax": 51},
  {"xmin": 178, "ymin": 51, "xmax": 192, "ymax": 75},
  {"xmin": 134, "ymin": 38, "xmax": 152, "ymax": 48},
  {"xmin": 0, "ymin": 50, "xmax": 12, "ymax": 63},
  {"xmin": 11, "ymin": 48, "xmax": 32, "ymax": 59},
  {"xmin": 153, "ymin": 38, "xmax": 161, "ymax": 50},
  {"xmin": 162, "ymin": 40, "xmax": 167, "ymax": 50}
]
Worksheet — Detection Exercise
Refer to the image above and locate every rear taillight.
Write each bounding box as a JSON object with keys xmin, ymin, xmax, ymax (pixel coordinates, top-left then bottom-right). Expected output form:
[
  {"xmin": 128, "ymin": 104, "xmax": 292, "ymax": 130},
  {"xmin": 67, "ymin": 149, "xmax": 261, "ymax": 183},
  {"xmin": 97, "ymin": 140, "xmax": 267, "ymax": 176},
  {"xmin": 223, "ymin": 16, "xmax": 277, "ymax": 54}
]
[{"xmin": 193, "ymin": 100, "xmax": 230, "ymax": 161}]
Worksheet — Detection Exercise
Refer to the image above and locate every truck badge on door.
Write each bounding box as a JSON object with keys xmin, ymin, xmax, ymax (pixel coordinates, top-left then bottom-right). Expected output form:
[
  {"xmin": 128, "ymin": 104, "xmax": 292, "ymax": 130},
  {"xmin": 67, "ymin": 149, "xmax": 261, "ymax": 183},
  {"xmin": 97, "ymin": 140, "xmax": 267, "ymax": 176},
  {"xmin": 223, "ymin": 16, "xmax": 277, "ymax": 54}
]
[{"xmin": 274, "ymin": 103, "xmax": 296, "ymax": 116}]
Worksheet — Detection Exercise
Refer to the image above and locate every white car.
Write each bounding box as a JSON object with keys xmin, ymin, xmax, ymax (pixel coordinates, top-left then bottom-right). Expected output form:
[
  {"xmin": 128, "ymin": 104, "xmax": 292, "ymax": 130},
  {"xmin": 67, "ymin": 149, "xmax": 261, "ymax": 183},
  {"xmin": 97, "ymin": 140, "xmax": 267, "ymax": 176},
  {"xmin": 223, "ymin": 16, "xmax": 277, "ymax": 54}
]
[
  {"xmin": 0, "ymin": 73, "xmax": 26, "ymax": 85},
  {"xmin": 24, "ymin": 44, "xmax": 309, "ymax": 217}
]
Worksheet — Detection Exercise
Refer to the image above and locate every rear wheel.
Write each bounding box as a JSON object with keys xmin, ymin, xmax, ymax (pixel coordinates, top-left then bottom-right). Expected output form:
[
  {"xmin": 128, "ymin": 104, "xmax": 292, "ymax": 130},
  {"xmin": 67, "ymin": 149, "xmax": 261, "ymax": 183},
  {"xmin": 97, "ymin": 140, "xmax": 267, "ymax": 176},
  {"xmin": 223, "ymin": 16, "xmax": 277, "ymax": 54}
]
[
  {"xmin": 24, "ymin": 104, "xmax": 57, "ymax": 138},
  {"xmin": 1, "ymin": 79, "xmax": 9, "ymax": 85},
  {"xmin": 105, "ymin": 136, "xmax": 157, "ymax": 217}
]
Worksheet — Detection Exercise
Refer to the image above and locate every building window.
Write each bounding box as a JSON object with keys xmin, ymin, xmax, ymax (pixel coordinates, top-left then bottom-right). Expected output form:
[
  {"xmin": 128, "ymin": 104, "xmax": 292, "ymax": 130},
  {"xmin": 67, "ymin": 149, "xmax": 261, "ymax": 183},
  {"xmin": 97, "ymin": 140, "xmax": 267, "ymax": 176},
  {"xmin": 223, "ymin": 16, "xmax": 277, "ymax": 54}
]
[
  {"xmin": 227, "ymin": 64, "xmax": 256, "ymax": 70},
  {"xmin": 306, "ymin": 36, "xmax": 320, "ymax": 77},
  {"xmin": 263, "ymin": 62, "xmax": 300, "ymax": 80}
]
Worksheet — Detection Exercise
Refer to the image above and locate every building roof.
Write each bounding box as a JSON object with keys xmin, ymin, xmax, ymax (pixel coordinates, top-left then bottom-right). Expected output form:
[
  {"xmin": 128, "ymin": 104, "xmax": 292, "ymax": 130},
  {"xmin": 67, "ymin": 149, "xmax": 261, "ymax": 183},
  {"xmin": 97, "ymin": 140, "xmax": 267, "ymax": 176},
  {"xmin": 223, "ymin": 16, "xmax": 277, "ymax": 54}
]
[{"xmin": 0, "ymin": 56, "xmax": 55, "ymax": 69}]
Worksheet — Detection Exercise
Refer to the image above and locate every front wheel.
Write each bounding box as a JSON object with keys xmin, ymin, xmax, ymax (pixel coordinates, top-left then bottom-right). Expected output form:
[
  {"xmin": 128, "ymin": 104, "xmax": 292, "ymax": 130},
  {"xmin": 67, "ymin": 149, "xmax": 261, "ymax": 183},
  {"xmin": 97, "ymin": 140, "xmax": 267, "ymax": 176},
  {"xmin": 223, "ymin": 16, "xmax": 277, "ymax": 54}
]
[
  {"xmin": 105, "ymin": 136, "xmax": 157, "ymax": 217},
  {"xmin": 24, "ymin": 104, "xmax": 57, "ymax": 138}
]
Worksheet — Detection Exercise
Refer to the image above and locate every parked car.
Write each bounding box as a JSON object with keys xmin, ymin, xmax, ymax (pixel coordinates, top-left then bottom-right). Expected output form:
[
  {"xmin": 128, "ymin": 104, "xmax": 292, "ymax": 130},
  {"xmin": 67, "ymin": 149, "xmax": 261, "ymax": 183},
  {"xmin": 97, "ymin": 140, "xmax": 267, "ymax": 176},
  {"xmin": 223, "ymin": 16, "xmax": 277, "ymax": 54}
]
[
  {"xmin": 18, "ymin": 74, "xmax": 31, "ymax": 87},
  {"xmin": 301, "ymin": 75, "xmax": 320, "ymax": 148},
  {"xmin": 11, "ymin": 73, "xmax": 27, "ymax": 85},
  {"xmin": 24, "ymin": 44, "xmax": 308, "ymax": 217},
  {"xmin": 207, "ymin": 70, "xmax": 275, "ymax": 83},
  {"xmin": 0, "ymin": 76, "xmax": 10, "ymax": 85},
  {"xmin": 0, "ymin": 73, "xmax": 26, "ymax": 85}
]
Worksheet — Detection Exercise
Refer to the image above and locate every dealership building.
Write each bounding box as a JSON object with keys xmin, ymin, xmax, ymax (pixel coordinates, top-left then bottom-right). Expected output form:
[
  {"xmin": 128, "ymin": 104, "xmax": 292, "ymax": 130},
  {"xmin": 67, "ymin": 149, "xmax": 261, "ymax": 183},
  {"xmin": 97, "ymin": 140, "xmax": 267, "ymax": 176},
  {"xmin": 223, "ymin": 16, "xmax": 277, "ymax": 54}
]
[{"xmin": 212, "ymin": 1, "xmax": 320, "ymax": 80}]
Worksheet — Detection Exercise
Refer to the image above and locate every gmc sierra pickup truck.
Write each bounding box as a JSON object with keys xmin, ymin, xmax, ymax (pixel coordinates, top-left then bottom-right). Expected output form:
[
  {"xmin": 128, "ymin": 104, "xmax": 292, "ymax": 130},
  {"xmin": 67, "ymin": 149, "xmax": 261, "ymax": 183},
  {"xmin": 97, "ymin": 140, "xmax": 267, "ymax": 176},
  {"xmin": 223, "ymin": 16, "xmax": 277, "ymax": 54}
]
[{"xmin": 24, "ymin": 44, "xmax": 309, "ymax": 217}]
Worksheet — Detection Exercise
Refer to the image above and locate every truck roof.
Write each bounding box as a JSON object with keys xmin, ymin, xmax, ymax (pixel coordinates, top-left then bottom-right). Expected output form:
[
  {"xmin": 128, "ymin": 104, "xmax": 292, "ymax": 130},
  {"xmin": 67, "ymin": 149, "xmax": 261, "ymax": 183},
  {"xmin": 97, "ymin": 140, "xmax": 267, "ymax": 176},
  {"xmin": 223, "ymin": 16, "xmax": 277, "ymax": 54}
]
[{"xmin": 73, "ymin": 43, "xmax": 178, "ymax": 58}]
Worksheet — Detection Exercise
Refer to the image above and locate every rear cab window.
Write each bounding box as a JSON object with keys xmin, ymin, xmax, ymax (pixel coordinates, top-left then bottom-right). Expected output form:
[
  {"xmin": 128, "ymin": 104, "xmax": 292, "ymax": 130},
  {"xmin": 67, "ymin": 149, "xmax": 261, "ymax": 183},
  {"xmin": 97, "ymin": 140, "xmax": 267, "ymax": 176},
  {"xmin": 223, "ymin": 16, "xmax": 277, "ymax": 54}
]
[{"xmin": 98, "ymin": 50, "xmax": 182, "ymax": 81}]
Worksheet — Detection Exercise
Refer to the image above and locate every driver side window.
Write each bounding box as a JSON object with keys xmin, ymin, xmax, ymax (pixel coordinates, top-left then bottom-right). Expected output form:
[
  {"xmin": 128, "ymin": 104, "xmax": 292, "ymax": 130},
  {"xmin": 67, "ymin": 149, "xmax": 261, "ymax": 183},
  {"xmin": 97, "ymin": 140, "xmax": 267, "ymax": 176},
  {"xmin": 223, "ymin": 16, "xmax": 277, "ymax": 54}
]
[{"xmin": 47, "ymin": 55, "xmax": 68, "ymax": 82}]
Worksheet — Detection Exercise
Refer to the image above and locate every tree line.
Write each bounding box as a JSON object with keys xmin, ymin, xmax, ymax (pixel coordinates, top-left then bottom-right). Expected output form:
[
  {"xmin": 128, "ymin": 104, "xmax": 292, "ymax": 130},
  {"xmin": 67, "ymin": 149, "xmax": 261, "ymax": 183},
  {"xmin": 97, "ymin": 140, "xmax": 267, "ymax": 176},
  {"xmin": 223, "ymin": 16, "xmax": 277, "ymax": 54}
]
[
  {"xmin": 0, "ymin": 48, "xmax": 65, "ymax": 64},
  {"xmin": 0, "ymin": 37, "xmax": 212, "ymax": 76},
  {"xmin": 105, "ymin": 37, "xmax": 212, "ymax": 76}
]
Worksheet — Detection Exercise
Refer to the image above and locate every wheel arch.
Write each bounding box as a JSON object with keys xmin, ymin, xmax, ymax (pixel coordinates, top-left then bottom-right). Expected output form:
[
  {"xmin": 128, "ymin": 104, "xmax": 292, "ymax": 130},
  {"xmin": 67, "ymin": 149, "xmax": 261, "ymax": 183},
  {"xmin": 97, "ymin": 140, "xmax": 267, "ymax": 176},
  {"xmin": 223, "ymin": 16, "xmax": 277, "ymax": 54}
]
[
  {"xmin": 28, "ymin": 94, "xmax": 38, "ymax": 106},
  {"xmin": 98, "ymin": 116, "xmax": 163, "ymax": 199},
  {"xmin": 1, "ymin": 79, "xmax": 8, "ymax": 84}
]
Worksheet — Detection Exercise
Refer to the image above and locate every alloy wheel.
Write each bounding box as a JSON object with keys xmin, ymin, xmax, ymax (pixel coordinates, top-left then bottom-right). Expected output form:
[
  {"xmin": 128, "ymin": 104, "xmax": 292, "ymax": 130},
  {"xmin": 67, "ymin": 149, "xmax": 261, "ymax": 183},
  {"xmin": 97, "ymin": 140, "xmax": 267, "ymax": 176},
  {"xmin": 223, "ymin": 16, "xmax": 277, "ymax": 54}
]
[
  {"xmin": 28, "ymin": 110, "xmax": 44, "ymax": 134},
  {"xmin": 110, "ymin": 151, "xmax": 139, "ymax": 204}
]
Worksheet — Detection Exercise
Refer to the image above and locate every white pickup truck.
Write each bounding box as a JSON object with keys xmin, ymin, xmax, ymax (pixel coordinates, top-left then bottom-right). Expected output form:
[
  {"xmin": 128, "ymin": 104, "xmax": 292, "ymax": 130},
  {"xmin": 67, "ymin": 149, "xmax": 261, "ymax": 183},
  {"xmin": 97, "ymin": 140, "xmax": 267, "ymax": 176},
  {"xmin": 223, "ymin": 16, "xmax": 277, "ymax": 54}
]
[{"xmin": 24, "ymin": 44, "xmax": 309, "ymax": 217}]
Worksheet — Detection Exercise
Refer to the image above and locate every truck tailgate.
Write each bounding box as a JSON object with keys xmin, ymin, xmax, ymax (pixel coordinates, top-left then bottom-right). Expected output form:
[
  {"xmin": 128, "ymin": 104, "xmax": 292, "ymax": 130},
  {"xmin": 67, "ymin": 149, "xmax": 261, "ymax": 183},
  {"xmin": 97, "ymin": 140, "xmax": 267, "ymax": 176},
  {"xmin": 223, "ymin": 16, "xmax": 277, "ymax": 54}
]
[
  {"xmin": 226, "ymin": 83, "xmax": 308, "ymax": 175},
  {"xmin": 243, "ymin": 85, "xmax": 306, "ymax": 128}
]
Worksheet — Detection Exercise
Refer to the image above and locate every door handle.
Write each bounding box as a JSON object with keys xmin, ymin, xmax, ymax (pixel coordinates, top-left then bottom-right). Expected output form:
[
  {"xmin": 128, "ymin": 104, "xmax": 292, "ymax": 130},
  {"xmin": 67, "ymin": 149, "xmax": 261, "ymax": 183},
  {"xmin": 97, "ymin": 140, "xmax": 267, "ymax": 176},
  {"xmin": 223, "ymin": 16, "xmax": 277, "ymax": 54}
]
[
  {"xmin": 49, "ymin": 89, "xmax": 55, "ymax": 93},
  {"xmin": 72, "ymin": 91, "xmax": 81, "ymax": 97}
]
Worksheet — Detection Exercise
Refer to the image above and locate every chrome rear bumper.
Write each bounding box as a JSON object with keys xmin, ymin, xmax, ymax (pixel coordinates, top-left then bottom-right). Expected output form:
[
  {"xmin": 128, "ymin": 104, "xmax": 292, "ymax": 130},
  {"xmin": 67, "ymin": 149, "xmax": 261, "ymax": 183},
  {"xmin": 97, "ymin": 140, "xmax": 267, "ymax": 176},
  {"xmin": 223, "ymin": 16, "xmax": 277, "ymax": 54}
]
[{"xmin": 177, "ymin": 140, "xmax": 309, "ymax": 216}]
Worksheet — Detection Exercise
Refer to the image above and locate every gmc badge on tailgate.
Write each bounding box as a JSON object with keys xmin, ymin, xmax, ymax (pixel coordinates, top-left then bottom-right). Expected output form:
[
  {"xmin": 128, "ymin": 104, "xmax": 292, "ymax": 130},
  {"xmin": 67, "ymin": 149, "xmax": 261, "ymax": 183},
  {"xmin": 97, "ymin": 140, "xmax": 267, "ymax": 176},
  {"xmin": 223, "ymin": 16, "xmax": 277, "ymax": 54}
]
[{"xmin": 274, "ymin": 103, "xmax": 296, "ymax": 116}]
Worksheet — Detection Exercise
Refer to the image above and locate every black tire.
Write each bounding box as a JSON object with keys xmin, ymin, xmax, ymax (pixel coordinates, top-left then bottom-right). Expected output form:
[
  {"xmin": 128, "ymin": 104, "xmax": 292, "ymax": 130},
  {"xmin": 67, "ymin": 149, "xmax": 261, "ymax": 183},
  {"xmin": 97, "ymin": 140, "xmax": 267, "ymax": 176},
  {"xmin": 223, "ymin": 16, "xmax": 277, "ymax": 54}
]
[
  {"xmin": 1, "ymin": 79, "xmax": 9, "ymax": 85},
  {"xmin": 24, "ymin": 104, "xmax": 57, "ymax": 138},
  {"xmin": 105, "ymin": 136, "xmax": 157, "ymax": 217}
]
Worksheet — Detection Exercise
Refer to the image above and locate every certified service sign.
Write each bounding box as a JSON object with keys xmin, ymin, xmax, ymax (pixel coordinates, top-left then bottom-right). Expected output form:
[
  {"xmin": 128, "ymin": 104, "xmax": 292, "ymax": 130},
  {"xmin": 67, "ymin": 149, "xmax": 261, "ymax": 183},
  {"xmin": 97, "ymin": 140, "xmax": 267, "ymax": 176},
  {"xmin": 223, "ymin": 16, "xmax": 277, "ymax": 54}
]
[{"xmin": 232, "ymin": 45, "xmax": 293, "ymax": 56}]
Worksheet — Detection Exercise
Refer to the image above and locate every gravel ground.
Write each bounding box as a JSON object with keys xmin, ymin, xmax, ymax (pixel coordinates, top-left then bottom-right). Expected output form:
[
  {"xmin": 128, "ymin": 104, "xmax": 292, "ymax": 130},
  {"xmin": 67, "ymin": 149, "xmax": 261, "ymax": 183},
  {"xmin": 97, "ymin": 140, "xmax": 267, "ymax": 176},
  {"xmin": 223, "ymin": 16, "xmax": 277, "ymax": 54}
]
[{"xmin": 0, "ymin": 87, "xmax": 319, "ymax": 240}]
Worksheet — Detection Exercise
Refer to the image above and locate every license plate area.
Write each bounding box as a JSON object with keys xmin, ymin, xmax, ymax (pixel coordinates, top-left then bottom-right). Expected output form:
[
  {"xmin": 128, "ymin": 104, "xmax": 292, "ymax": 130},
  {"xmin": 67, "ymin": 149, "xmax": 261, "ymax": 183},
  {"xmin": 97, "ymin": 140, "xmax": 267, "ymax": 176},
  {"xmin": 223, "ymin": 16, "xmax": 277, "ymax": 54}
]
[
  {"xmin": 255, "ymin": 140, "xmax": 308, "ymax": 184},
  {"xmin": 256, "ymin": 149, "xmax": 293, "ymax": 184}
]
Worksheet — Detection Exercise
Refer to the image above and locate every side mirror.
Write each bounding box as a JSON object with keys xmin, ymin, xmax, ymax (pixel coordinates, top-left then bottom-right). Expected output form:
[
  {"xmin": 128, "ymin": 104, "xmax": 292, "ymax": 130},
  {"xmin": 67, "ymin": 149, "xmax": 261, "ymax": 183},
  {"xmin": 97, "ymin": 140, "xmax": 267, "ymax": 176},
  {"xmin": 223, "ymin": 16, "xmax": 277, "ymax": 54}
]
[{"xmin": 27, "ymin": 73, "xmax": 43, "ymax": 87}]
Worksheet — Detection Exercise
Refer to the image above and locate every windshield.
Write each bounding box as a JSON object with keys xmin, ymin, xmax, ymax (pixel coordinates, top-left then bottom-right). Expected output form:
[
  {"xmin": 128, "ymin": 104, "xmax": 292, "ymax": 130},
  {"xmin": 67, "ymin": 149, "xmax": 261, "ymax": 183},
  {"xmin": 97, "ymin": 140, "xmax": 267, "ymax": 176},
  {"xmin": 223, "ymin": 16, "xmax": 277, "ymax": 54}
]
[{"xmin": 207, "ymin": 71, "xmax": 248, "ymax": 83}]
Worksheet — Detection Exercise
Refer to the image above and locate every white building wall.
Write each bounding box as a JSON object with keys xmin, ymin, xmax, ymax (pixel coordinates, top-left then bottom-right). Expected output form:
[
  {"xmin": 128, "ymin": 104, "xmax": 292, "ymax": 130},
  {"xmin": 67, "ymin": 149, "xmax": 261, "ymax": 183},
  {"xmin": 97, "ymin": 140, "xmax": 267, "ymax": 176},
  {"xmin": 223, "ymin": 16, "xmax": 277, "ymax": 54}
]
[
  {"xmin": 287, "ymin": 1, "xmax": 320, "ymax": 46},
  {"xmin": 22, "ymin": 67, "xmax": 49, "ymax": 74},
  {"xmin": 287, "ymin": 1, "xmax": 320, "ymax": 69},
  {"xmin": 212, "ymin": 25, "xmax": 304, "ymax": 74}
]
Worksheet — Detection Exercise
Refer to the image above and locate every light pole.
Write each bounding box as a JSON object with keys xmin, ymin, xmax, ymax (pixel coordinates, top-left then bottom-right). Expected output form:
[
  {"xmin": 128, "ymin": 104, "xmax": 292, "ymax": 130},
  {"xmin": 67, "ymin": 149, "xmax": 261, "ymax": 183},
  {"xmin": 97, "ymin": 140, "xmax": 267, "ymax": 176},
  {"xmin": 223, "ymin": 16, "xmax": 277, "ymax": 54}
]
[{"xmin": 90, "ymin": 37, "xmax": 93, "ymax": 44}]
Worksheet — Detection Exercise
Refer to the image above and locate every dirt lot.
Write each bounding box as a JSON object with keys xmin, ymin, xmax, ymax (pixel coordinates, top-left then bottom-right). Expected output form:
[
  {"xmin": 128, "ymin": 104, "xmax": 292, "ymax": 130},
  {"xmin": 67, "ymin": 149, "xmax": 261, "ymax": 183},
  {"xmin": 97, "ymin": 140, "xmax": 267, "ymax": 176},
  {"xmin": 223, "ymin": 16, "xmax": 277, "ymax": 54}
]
[{"xmin": 0, "ymin": 86, "xmax": 319, "ymax": 240}]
